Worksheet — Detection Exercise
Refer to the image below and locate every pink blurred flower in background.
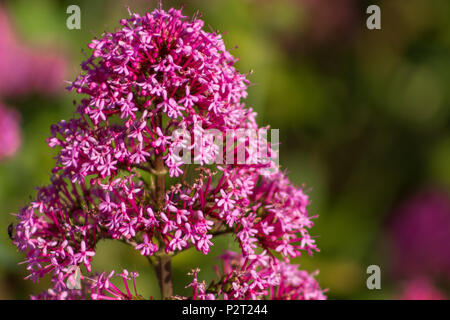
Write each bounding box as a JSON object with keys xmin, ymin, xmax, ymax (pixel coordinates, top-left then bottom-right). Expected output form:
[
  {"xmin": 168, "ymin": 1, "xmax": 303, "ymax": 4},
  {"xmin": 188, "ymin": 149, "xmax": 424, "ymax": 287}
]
[
  {"xmin": 0, "ymin": 6, "xmax": 67, "ymax": 97},
  {"xmin": 0, "ymin": 104, "xmax": 21, "ymax": 160},
  {"xmin": 390, "ymin": 187, "xmax": 450, "ymax": 299},
  {"xmin": 398, "ymin": 277, "xmax": 446, "ymax": 300},
  {"xmin": 300, "ymin": 0, "xmax": 358, "ymax": 44},
  {"xmin": 390, "ymin": 188, "xmax": 450, "ymax": 281},
  {"xmin": 0, "ymin": 5, "xmax": 68, "ymax": 160}
]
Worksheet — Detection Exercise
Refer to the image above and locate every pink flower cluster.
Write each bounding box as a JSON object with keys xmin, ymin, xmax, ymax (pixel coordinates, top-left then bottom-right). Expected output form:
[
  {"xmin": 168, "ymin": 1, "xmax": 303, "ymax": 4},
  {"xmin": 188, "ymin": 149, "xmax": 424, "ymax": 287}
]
[
  {"xmin": 185, "ymin": 251, "xmax": 325, "ymax": 300},
  {"xmin": 31, "ymin": 269, "xmax": 142, "ymax": 300},
  {"xmin": 11, "ymin": 7, "xmax": 324, "ymax": 300}
]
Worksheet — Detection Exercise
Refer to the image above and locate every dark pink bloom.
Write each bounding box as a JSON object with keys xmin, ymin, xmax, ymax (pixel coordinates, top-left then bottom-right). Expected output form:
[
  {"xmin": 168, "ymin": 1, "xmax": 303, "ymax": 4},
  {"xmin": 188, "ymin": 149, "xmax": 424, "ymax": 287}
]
[
  {"xmin": 390, "ymin": 188, "xmax": 450, "ymax": 281},
  {"xmin": 11, "ymin": 7, "xmax": 323, "ymax": 300}
]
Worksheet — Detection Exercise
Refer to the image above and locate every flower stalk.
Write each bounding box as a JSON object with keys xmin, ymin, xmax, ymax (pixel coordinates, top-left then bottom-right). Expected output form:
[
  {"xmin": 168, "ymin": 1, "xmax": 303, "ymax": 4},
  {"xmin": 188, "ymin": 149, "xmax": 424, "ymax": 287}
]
[
  {"xmin": 153, "ymin": 112, "xmax": 172, "ymax": 299},
  {"xmin": 156, "ymin": 253, "xmax": 173, "ymax": 299}
]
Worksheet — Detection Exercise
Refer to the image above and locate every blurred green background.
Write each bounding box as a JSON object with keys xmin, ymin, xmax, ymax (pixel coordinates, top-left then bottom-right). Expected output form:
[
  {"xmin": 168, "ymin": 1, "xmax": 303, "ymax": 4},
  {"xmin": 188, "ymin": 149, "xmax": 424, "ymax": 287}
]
[{"xmin": 0, "ymin": 0, "xmax": 449, "ymax": 299}]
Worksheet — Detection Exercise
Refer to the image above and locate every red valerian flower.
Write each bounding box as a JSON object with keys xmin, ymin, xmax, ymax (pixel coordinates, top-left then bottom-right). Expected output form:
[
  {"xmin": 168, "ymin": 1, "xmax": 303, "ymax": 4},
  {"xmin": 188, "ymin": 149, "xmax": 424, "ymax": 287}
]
[{"xmin": 11, "ymin": 7, "xmax": 324, "ymax": 300}]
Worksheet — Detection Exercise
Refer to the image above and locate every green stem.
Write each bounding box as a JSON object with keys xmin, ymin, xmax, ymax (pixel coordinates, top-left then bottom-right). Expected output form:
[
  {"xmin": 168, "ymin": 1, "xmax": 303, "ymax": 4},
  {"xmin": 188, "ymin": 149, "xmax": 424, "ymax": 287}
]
[{"xmin": 156, "ymin": 254, "xmax": 173, "ymax": 299}]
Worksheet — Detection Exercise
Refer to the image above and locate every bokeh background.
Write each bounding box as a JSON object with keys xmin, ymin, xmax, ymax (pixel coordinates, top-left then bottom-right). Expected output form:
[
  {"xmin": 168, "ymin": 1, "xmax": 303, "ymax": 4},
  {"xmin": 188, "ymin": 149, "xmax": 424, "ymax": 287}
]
[{"xmin": 0, "ymin": 0, "xmax": 449, "ymax": 299}]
